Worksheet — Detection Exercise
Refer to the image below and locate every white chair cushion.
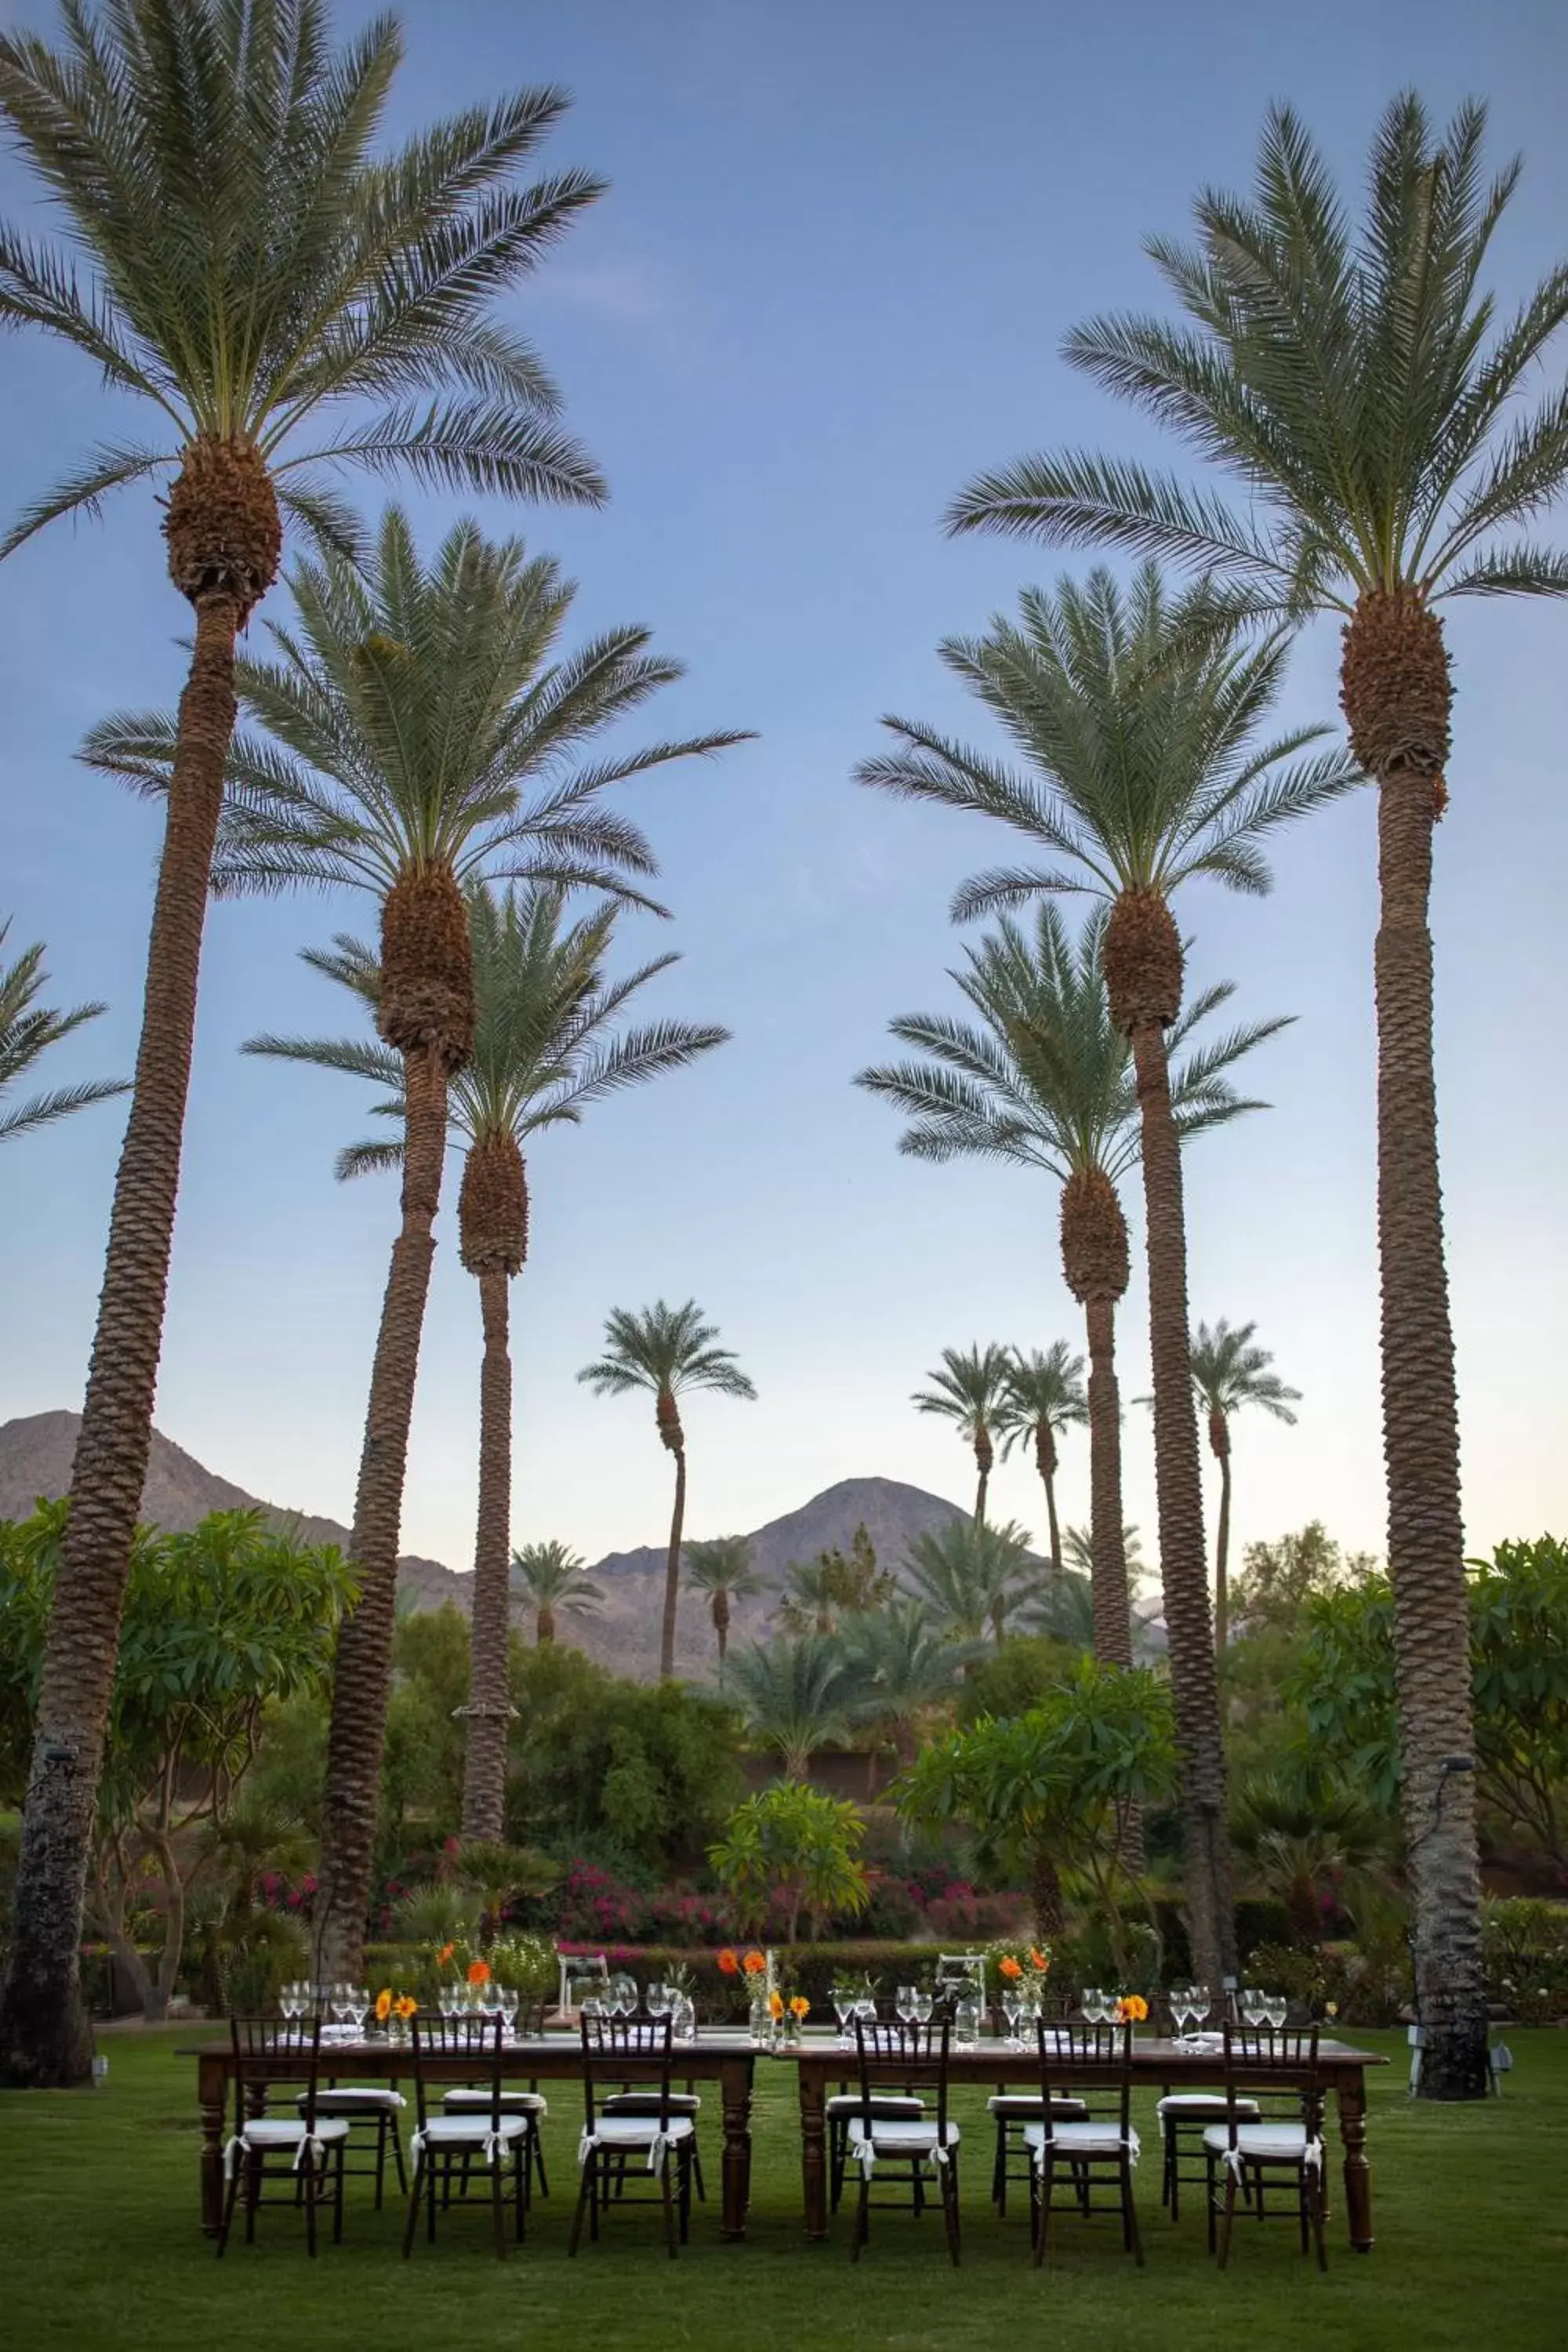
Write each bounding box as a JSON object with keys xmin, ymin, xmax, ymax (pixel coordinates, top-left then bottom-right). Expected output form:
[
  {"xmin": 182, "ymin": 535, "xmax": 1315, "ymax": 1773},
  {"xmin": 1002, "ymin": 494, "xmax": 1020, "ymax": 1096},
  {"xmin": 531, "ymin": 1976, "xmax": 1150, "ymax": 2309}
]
[
  {"xmin": 296, "ymin": 2086, "xmax": 405, "ymax": 2114},
  {"xmin": 826, "ymin": 2093, "xmax": 925, "ymax": 2121},
  {"xmin": 442, "ymin": 2089, "xmax": 547, "ymax": 2116},
  {"xmin": 601, "ymin": 2092, "xmax": 700, "ymax": 2117},
  {"xmin": 415, "ymin": 2114, "xmax": 528, "ymax": 2148},
  {"xmin": 586, "ymin": 2114, "xmax": 695, "ymax": 2151},
  {"xmin": 847, "ymin": 2118, "xmax": 960, "ymax": 2157},
  {"xmin": 241, "ymin": 2116, "xmax": 350, "ymax": 2147},
  {"xmin": 1157, "ymin": 2093, "xmax": 1261, "ymax": 2119},
  {"xmin": 1202, "ymin": 2122, "xmax": 1315, "ymax": 2163},
  {"xmin": 1024, "ymin": 2120, "xmax": 1138, "ymax": 2160},
  {"xmin": 986, "ymin": 2095, "xmax": 1089, "ymax": 2121}
]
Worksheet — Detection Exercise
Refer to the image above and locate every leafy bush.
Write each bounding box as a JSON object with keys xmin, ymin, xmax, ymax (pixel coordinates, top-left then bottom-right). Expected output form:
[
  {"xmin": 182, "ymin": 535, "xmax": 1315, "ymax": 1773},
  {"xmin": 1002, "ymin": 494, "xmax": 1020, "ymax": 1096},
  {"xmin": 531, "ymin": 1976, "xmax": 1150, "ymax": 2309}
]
[
  {"xmin": 1483, "ymin": 1896, "xmax": 1568, "ymax": 2022},
  {"xmin": 710, "ymin": 1783, "xmax": 869, "ymax": 1943}
]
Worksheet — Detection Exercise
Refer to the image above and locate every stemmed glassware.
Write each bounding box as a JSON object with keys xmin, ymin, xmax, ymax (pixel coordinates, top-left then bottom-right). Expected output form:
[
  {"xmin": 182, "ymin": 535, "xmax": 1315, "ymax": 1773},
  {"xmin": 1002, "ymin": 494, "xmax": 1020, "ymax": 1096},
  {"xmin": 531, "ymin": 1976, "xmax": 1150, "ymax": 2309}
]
[
  {"xmin": 829, "ymin": 1983, "xmax": 854, "ymax": 2043},
  {"xmin": 1080, "ymin": 1985, "xmax": 1105, "ymax": 2026},
  {"xmin": 1242, "ymin": 1986, "xmax": 1268, "ymax": 2027},
  {"xmin": 895, "ymin": 1984, "xmax": 917, "ymax": 2026},
  {"xmin": 278, "ymin": 1980, "xmax": 303, "ymax": 2022},
  {"xmin": 913, "ymin": 1991, "xmax": 934, "ymax": 2027},
  {"xmin": 1001, "ymin": 1991, "xmax": 1024, "ymax": 2049},
  {"xmin": 1264, "ymin": 1993, "xmax": 1287, "ymax": 2030},
  {"xmin": 646, "ymin": 1982, "xmax": 670, "ymax": 2023}
]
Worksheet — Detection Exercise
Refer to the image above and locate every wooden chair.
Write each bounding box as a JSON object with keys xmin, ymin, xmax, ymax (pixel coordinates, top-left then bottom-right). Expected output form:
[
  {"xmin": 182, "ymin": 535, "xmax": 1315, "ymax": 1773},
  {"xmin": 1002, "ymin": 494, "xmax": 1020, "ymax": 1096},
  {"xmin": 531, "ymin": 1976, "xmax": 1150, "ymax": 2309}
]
[
  {"xmin": 847, "ymin": 2016, "xmax": 961, "ymax": 2267},
  {"xmin": 1027, "ymin": 2022, "xmax": 1143, "ymax": 2270},
  {"xmin": 1203, "ymin": 2024, "xmax": 1327, "ymax": 2272},
  {"xmin": 402, "ymin": 2016, "xmax": 529, "ymax": 2261},
  {"xmin": 216, "ymin": 2016, "xmax": 348, "ymax": 2259},
  {"xmin": 569, "ymin": 2016, "xmax": 696, "ymax": 2260},
  {"xmin": 439, "ymin": 1999, "xmax": 551, "ymax": 2204}
]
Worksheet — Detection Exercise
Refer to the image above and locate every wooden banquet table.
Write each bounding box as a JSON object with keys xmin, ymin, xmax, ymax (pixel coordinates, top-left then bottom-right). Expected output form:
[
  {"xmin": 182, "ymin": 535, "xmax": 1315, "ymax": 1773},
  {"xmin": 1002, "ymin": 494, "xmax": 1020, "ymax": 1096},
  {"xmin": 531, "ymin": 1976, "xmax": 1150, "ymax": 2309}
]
[
  {"xmin": 185, "ymin": 2031, "xmax": 758, "ymax": 2238},
  {"xmin": 789, "ymin": 2033, "xmax": 1388, "ymax": 2249}
]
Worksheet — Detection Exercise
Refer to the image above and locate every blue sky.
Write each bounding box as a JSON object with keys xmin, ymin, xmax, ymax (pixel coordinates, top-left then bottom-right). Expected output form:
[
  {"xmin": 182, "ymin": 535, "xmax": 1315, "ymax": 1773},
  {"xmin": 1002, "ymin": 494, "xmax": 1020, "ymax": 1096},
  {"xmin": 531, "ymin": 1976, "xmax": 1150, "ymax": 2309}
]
[{"xmin": 2, "ymin": 0, "xmax": 1566, "ymax": 1581}]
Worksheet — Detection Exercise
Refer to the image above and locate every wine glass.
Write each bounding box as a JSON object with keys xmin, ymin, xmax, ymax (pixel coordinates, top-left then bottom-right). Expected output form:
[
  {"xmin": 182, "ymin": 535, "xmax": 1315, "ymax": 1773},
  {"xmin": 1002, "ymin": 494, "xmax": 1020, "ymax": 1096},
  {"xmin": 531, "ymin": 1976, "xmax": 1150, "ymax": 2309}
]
[
  {"xmin": 913, "ymin": 1991, "xmax": 934, "ymax": 2027},
  {"xmin": 1080, "ymin": 1984, "xmax": 1103, "ymax": 2026},
  {"xmin": 647, "ymin": 1982, "xmax": 670, "ymax": 2022},
  {"xmin": 278, "ymin": 1980, "xmax": 299, "ymax": 2022},
  {"xmin": 1002, "ymin": 1991, "xmax": 1025, "ymax": 2049},
  {"xmin": 1242, "ymin": 1986, "xmax": 1267, "ymax": 2028},
  {"xmin": 499, "ymin": 1985, "xmax": 520, "ymax": 2038},
  {"xmin": 829, "ymin": 1983, "xmax": 852, "ymax": 2042},
  {"xmin": 1265, "ymin": 1993, "xmax": 1288, "ymax": 2031},
  {"xmin": 895, "ymin": 1984, "xmax": 916, "ymax": 2026}
]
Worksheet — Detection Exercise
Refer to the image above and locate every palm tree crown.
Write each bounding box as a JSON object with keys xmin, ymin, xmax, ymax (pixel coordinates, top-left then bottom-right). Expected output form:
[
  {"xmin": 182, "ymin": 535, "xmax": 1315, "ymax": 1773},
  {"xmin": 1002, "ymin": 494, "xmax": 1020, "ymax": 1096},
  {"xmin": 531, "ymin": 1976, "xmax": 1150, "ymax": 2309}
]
[
  {"xmin": 0, "ymin": 920, "xmax": 128, "ymax": 1144},
  {"xmin": 0, "ymin": 0, "xmax": 607, "ymax": 566},
  {"xmin": 844, "ymin": 1596, "xmax": 978, "ymax": 1768},
  {"xmin": 996, "ymin": 1343, "xmax": 1087, "ymax": 1459},
  {"xmin": 899, "ymin": 1519, "xmax": 1040, "ymax": 1646},
  {"xmin": 579, "ymin": 1301, "xmax": 757, "ymax": 1419},
  {"xmin": 722, "ymin": 1634, "xmax": 858, "ymax": 1780},
  {"xmin": 911, "ymin": 1342, "xmax": 1014, "ymax": 1518},
  {"xmin": 509, "ymin": 1541, "xmax": 603, "ymax": 1643},
  {"xmin": 1190, "ymin": 1319, "xmax": 1301, "ymax": 1454},
  {"xmin": 684, "ymin": 1535, "xmax": 765, "ymax": 1675}
]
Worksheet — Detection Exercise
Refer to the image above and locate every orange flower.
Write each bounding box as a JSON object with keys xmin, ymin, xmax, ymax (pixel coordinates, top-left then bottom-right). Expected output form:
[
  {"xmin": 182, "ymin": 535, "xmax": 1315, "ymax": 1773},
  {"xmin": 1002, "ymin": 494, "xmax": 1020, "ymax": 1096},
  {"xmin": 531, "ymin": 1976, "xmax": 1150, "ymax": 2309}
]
[
  {"xmin": 742, "ymin": 1950, "xmax": 767, "ymax": 1977},
  {"xmin": 768, "ymin": 1989, "xmax": 786, "ymax": 2020},
  {"xmin": 436, "ymin": 1942, "xmax": 456, "ymax": 1969},
  {"xmin": 789, "ymin": 1995, "xmax": 810, "ymax": 2020},
  {"xmin": 394, "ymin": 1995, "xmax": 418, "ymax": 2020},
  {"xmin": 466, "ymin": 1959, "xmax": 491, "ymax": 1987},
  {"xmin": 374, "ymin": 1988, "xmax": 393, "ymax": 2024},
  {"xmin": 1029, "ymin": 1948, "xmax": 1050, "ymax": 1973},
  {"xmin": 999, "ymin": 1955, "xmax": 1023, "ymax": 1981},
  {"xmin": 717, "ymin": 1949, "xmax": 740, "ymax": 1976},
  {"xmin": 1115, "ymin": 1994, "xmax": 1149, "ymax": 2024}
]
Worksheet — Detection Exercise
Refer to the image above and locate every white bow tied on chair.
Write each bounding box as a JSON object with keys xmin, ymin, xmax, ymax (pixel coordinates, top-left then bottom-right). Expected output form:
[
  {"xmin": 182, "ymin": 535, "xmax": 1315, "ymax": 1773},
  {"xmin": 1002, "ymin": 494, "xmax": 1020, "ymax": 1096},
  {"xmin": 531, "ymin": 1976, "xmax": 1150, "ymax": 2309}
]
[
  {"xmin": 580, "ymin": 2125, "xmax": 673, "ymax": 2175},
  {"xmin": 1221, "ymin": 2135, "xmax": 1319, "ymax": 2182}
]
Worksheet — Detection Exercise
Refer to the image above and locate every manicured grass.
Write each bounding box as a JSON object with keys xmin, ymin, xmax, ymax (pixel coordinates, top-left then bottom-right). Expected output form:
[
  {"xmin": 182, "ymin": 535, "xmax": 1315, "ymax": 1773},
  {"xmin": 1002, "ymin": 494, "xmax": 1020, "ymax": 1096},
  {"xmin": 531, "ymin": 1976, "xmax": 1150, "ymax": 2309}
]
[{"xmin": 2, "ymin": 2027, "xmax": 1563, "ymax": 2350}]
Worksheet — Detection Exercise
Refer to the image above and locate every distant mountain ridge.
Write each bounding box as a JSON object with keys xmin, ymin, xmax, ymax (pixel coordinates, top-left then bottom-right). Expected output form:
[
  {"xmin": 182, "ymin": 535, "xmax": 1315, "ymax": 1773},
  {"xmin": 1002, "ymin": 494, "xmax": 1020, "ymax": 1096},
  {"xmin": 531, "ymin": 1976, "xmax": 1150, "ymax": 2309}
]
[{"xmin": 0, "ymin": 1412, "xmax": 968, "ymax": 1680}]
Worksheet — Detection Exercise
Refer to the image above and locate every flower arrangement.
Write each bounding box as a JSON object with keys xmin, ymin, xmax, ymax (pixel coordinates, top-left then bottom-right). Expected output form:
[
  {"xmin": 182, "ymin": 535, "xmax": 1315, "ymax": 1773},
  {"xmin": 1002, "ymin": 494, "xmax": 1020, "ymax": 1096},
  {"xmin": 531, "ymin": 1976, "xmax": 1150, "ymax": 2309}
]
[
  {"xmin": 768, "ymin": 1989, "xmax": 786, "ymax": 2021},
  {"xmin": 466, "ymin": 1958, "xmax": 491, "ymax": 1987},
  {"xmin": 789, "ymin": 1995, "xmax": 810, "ymax": 2021},
  {"xmin": 742, "ymin": 1949, "xmax": 768, "ymax": 1978},
  {"xmin": 1114, "ymin": 1994, "xmax": 1149, "ymax": 2024},
  {"xmin": 373, "ymin": 1987, "xmax": 419, "ymax": 2037},
  {"xmin": 985, "ymin": 1939, "xmax": 1052, "ymax": 1995}
]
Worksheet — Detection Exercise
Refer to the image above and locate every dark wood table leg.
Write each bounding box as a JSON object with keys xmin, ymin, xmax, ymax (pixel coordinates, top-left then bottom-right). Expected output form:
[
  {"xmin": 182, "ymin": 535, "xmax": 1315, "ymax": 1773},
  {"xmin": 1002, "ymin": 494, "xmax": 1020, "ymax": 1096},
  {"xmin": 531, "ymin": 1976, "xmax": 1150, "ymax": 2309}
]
[
  {"xmin": 1336, "ymin": 2070, "xmax": 1373, "ymax": 2250},
  {"xmin": 198, "ymin": 2055, "xmax": 228, "ymax": 2235},
  {"xmin": 720, "ymin": 2053, "xmax": 753, "ymax": 2238},
  {"xmin": 800, "ymin": 2061, "xmax": 829, "ymax": 2241}
]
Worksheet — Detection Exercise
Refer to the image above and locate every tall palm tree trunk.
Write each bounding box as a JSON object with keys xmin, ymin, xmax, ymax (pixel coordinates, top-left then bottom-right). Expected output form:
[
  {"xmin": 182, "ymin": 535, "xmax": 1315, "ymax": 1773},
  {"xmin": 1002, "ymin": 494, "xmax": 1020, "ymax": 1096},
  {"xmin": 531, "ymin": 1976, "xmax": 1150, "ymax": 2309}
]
[
  {"xmin": 1211, "ymin": 1419, "xmax": 1232, "ymax": 1662},
  {"xmin": 659, "ymin": 1445, "xmax": 688, "ymax": 1682},
  {"xmin": 1035, "ymin": 1425, "xmax": 1063, "ymax": 1572},
  {"xmin": 1082, "ymin": 1301, "xmax": 1134, "ymax": 1670},
  {"xmin": 0, "ymin": 593, "xmax": 241, "ymax": 2089},
  {"xmin": 1344, "ymin": 591, "xmax": 1484, "ymax": 2098},
  {"xmin": 713, "ymin": 1593, "xmax": 730, "ymax": 1675},
  {"xmin": 973, "ymin": 1428, "xmax": 993, "ymax": 1523},
  {"xmin": 460, "ymin": 1265, "xmax": 514, "ymax": 1844},
  {"xmin": 314, "ymin": 1043, "xmax": 448, "ymax": 1980},
  {"xmin": 1129, "ymin": 1014, "xmax": 1235, "ymax": 1987}
]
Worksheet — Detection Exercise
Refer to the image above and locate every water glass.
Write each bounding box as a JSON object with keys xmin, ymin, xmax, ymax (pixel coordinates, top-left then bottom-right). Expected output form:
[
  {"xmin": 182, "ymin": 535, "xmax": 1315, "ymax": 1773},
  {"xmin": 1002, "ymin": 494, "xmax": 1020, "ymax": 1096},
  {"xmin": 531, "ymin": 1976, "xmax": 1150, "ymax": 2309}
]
[
  {"xmin": 953, "ymin": 1997, "xmax": 981, "ymax": 2051},
  {"xmin": 1242, "ymin": 1987, "xmax": 1267, "ymax": 2027},
  {"xmin": 672, "ymin": 1993, "xmax": 696, "ymax": 2042},
  {"xmin": 1002, "ymin": 1994, "xmax": 1023, "ymax": 2049},
  {"xmin": 913, "ymin": 1992, "xmax": 934, "ymax": 2027}
]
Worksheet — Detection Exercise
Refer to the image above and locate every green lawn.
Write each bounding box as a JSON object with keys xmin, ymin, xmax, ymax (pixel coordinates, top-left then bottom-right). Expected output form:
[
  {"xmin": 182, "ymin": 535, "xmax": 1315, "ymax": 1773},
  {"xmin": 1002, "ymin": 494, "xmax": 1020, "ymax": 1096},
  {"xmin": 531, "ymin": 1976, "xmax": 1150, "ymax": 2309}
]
[{"xmin": 2, "ymin": 2027, "xmax": 1563, "ymax": 2350}]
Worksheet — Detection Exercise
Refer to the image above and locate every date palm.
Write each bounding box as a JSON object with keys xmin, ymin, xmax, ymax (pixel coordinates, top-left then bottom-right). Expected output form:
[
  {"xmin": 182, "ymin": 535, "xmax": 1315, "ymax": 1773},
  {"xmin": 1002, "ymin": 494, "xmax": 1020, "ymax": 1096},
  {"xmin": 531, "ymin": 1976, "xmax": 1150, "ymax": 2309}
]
[
  {"xmin": 0, "ymin": 920, "xmax": 127, "ymax": 1144},
  {"xmin": 861, "ymin": 902, "xmax": 1283, "ymax": 1684},
  {"xmin": 844, "ymin": 1596, "xmax": 978, "ymax": 1773},
  {"xmin": 994, "ymin": 1342, "xmax": 1087, "ymax": 1573},
  {"xmin": 858, "ymin": 579, "xmax": 1348, "ymax": 1989},
  {"xmin": 509, "ymin": 1541, "xmax": 604, "ymax": 1647},
  {"xmin": 578, "ymin": 1302, "xmax": 757, "ymax": 1682},
  {"xmin": 684, "ymin": 1536, "xmax": 765, "ymax": 1679},
  {"xmin": 0, "ymin": 0, "xmax": 605, "ymax": 2086},
  {"xmin": 911, "ymin": 1344, "xmax": 1012, "ymax": 1522},
  {"xmin": 247, "ymin": 879, "xmax": 728, "ymax": 1843},
  {"xmin": 946, "ymin": 94, "xmax": 1566, "ymax": 2097},
  {"xmin": 778, "ymin": 1555, "xmax": 843, "ymax": 1639},
  {"xmin": 1189, "ymin": 1320, "xmax": 1300, "ymax": 1660},
  {"xmin": 899, "ymin": 1518, "xmax": 1040, "ymax": 1647},
  {"xmin": 722, "ymin": 1633, "xmax": 859, "ymax": 1781}
]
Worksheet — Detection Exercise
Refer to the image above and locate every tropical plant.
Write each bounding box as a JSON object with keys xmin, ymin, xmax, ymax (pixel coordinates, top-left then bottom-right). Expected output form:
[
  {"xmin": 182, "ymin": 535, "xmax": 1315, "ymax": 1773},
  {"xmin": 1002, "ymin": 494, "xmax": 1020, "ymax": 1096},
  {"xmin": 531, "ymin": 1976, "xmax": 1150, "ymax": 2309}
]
[
  {"xmin": 775, "ymin": 1525, "xmax": 891, "ymax": 1639},
  {"xmin": 842, "ymin": 1595, "xmax": 978, "ymax": 1770},
  {"xmin": 912, "ymin": 1344, "xmax": 1013, "ymax": 1521},
  {"xmin": 895, "ymin": 1659, "xmax": 1177, "ymax": 1951},
  {"xmin": 994, "ymin": 1343, "xmax": 1087, "ymax": 1572},
  {"xmin": 0, "ymin": 919, "xmax": 128, "ymax": 1145},
  {"xmin": 1231, "ymin": 1772, "xmax": 1392, "ymax": 1947},
  {"xmin": 578, "ymin": 1302, "xmax": 757, "ymax": 1680},
  {"xmin": 946, "ymin": 93, "xmax": 1568, "ymax": 2099},
  {"xmin": 247, "ymin": 880, "xmax": 727, "ymax": 1839},
  {"xmin": 1186, "ymin": 1319, "xmax": 1301, "ymax": 1656},
  {"xmin": 858, "ymin": 566, "xmax": 1352, "ymax": 1987},
  {"xmin": 509, "ymin": 1542, "xmax": 605, "ymax": 1647},
  {"xmin": 452, "ymin": 1842, "xmax": 558, "ymax": 1944},
  {"xmin": 709, "ymin": 1782, "xmax": 870, "ymax": 1944},
  {"xmin": 721, "ymin": 1635, "xmax": 861, "ymax": 1781},
  {"xmin": 0, "ymin": 1503, "xmax": 351, "ymax": 2023},
  {"xmin": 1063, "ymin": 1523, "xmax": 1145, "ymax": 1581},
  {"xmin": 683, "ymin": 1537, "xmax": 765, "ymax": 1677},
  {"xmin": 899, "ymin": 1517, "xmax": 1040, "ymax": 1646},
  {"xmin": 860, "ymin": 903, "xmax": 1280, "ymax": 1677},
  {"xmin": 0, "ymin": 0, "xmax": 605, "ymax": 2086}
]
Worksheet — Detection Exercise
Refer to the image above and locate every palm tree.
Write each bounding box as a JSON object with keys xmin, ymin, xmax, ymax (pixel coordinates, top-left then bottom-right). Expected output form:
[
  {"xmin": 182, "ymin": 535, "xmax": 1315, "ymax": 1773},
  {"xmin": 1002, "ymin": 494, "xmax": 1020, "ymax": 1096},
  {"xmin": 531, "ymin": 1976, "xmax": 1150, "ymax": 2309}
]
[
  {"xmin": 0, "ymin": 0, "xmax": 607, "ymax": 2087},
  {"xmin": 146, "ymin": 510, "xmax": 739, "ymax": 1976},
  {"xmin": 0, "ymin": 920, "xmax": 128, "ymax": 1144},
  {"xmin": 1189, "ymin": 1321, "xmax": 1301, "ymax": 1660},
  {"xmin": 684, "ymin": 1537, "xmax": 765, "ymax": 1678},
  {"xmin": 843, "ymin": 1596, "xmax": 978, "ymax": 1773},
  {"xmin": 248, "ymin": 881, "xmax": 728, "ymax": 1843},
  {"xmin": 911, "ymin": 1344, "xmax": 1013, "ymax": 1520},
  {"xmin": 509, "ymin": 1541, "xmax": 604, "ymax": 1646},
  {"xmin": 860, "ymin": 903, "xmax": 1283, "ymax": 1682},
  {"xmin": 899, "ymin": 1518, "xmax": 1040, "ymax": 1646},
  {"xmin": 993, "ymin": 1343, "xmax": 1087, "ymax": 1573},
  {"xmin": 578, "ymin": 1302, "xmax": 757, "ymax": 1681},
  {"xmin": 945, "ymin": 94, "xmax": 1561, "ymax": 2099},
  {"xmin": 0, "ymin": 4, "xmax": 611, "ymax": 2098},
  {"xmin": 858, "ymin": 568, "xmax": 1352, "ymax": 1988},
  {"xmin": 1064, "ymin": 1523, "xmax": 1144, "ymax": 1581},
  {"xmin": 778, "ymin": 1555, "xmax": 843, "ymax": 1639},
  {"xmin": 722, "ymin": 1634, "xmax": 859, "ymax": 1780}
]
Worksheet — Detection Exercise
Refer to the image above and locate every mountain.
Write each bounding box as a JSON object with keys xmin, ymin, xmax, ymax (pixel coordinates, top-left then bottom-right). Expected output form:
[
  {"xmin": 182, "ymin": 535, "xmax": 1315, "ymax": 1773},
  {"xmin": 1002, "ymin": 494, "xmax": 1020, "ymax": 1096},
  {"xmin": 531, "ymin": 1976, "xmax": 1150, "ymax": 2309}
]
[{"xmin": 0, "ymin": 1414, "xmax": 967, "ymax": 1681}]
